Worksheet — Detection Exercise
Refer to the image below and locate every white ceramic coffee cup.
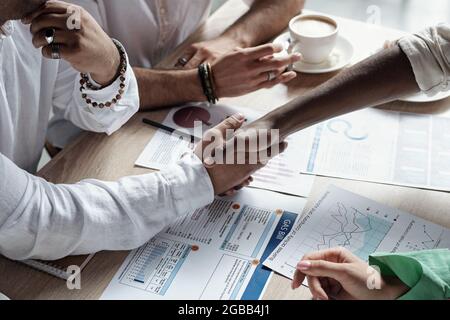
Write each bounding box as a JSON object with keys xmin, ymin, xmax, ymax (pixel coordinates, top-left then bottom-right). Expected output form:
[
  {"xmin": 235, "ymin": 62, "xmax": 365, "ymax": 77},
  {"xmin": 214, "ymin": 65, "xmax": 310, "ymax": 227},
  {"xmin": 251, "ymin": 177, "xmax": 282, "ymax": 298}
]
[{"xmin": 288, "ymin": 14, "xmax": 339, "ymax": 64}]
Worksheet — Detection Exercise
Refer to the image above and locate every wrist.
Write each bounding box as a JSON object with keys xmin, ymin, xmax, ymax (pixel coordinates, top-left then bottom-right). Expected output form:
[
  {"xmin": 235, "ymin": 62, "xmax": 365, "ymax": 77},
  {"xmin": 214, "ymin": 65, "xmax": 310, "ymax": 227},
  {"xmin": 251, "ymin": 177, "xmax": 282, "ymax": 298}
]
[
  {"xmin": 185, "ymin": 69, "xmax": 208, "ymax": 102},
  {"xmin": 266, "ymin": 111, "xmax": 294, "ymax": 140},
  {"xmin": 270, "ymin": 97, "xmax": 320, "ymax": 139},
  {"xmin": 381, "ymin": 276, "xmax": 410, "ymax": 300},
  {"xmin": 90, "ymin": 41, "xmax": 121, "ymax": 86},
  {"xmin": 218, "ymin": 33, "xmax": 251, "ymax": 48}
]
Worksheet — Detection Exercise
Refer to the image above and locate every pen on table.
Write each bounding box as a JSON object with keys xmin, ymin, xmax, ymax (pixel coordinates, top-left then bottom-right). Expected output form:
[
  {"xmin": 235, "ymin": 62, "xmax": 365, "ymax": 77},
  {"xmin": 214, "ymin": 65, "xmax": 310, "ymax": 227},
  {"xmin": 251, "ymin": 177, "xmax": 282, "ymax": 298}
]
[{"xmin": 142, "ymin": 118, "xmax": 197, "ymax": 145}]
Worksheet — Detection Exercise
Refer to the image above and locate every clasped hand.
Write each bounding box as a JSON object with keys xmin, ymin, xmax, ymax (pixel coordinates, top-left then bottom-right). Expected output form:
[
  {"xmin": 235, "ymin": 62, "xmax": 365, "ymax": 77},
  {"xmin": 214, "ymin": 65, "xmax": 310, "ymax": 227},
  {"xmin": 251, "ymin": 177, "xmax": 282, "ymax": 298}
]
[
  {"xmin": 195, "ymin": 114, "xmax": 288, "ymax": 196},
  {"xmin": 22, "ymin": 0, "xmax": 120, "ymax": 86}
]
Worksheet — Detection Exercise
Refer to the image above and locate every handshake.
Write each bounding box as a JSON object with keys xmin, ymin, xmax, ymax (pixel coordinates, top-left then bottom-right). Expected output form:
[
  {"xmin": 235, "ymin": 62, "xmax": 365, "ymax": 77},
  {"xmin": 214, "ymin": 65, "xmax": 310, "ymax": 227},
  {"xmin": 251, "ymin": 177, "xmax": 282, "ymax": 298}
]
[{"xmin": 195, "ymin": 113, "xmax": 285, "ymax": 197}]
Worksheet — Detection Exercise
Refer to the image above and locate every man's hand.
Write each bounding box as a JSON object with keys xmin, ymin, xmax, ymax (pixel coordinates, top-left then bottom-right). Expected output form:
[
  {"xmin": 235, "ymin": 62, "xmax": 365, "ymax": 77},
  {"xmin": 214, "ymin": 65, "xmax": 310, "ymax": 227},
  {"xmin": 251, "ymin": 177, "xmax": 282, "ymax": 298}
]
[
  {"xmin": 23, "ymin": 0, "xmax": 120, "ymax": 86},
  {"xmin": 211, "ymin": 43, "xmax": 300, "ymax": 98},
  {"xmin": 195, "ymin": 113, "xmax": 288, "ymax": 196},
  {"xmin": 292, "ymin": 247, "xmax": 409, "ymax": 300},
  {"xmin": 178, "ymin": 42, "xmax": 301, "ymax": 98},
  {"xmin": 178, "ymin": 36, "xmax": 242, "ymax": 69}
]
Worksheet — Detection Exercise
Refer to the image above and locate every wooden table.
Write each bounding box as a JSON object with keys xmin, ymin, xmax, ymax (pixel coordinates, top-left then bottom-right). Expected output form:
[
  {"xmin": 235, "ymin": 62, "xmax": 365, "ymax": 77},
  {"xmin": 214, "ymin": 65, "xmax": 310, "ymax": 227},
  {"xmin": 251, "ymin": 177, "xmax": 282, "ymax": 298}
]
[{"xmin": 1, "ymin": 0, "xmax": 450, "ymax": 300}]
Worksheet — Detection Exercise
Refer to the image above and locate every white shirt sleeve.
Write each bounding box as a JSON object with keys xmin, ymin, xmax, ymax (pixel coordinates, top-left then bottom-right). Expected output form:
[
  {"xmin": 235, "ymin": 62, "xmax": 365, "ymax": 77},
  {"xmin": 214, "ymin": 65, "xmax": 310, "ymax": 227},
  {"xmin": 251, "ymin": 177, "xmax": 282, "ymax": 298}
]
[
  {"xmin": 0, "ymin": 151, "xmax": 214, "ymax": 261},
  {"xmin": 51, "ymin": 43, "xmax": 139, "ymax": 136},
  {"xmin": 398, "ymin": 24, "xmax": 450, "ymax": 95}
]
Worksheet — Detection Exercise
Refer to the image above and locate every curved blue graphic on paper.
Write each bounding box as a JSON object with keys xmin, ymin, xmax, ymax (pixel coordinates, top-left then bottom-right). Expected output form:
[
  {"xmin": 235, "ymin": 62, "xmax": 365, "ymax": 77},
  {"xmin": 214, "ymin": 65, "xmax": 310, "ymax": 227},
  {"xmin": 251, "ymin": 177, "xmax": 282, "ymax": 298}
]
[{"xmin": 327, "ymin": 119, "xmax": 369, "ymax": 141}]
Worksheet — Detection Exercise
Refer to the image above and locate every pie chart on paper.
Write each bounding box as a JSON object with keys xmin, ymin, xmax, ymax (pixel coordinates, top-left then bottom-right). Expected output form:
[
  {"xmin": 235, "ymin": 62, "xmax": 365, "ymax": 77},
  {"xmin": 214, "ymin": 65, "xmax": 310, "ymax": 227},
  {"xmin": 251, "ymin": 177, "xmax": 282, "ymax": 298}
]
[
  {"xmin": 164, "ymin": 103, "xmax": 260, "ymax": 139},
  {"xmin": 172, "ymin": 106, "xmax": 212, "ymax": 128}
]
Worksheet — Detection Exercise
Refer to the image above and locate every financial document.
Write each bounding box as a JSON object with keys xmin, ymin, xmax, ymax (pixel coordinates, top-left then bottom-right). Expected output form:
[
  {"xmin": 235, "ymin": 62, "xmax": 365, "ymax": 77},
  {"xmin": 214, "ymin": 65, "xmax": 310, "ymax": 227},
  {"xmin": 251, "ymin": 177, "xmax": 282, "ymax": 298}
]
[
  {"xmin": 264, "ymin": 185, "xmax": 450, "ymax": 279},
  {"xmin": 298, "ymin": 108, "xmax": 450, "ymax": 192},
  {"xmin": 101, "ymin": 188, "xmax": 306, "ymax": 300},
  {"xmin": 135, "ymin": 129, "xmax": 193, "ymax": 169},
  {"xmin": 136, "ymin": 103, "xmax": 315, "ymax": 197}
]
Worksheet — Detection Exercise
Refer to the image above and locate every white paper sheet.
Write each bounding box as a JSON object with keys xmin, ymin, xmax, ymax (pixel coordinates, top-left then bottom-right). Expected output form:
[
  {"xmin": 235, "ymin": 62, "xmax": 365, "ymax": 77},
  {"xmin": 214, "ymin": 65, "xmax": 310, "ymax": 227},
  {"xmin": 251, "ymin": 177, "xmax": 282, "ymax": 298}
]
[
  {"xmin": 135, "ymin": 129, "xmax": 192, "ymax": 170},
  {"xmin": 264, "ymin": 185, "xmax": 450, "ymax": 279},
  {"xmin": 135, "ymin": 103, "xmax": 315, "ymax": 197},
  {"xmin": 101, "ymin": 188, "xmax": 306, "ymax": 300},
  {"xmin": 299, "ymin": 108, "xmax": 450, "ymax": 192}
]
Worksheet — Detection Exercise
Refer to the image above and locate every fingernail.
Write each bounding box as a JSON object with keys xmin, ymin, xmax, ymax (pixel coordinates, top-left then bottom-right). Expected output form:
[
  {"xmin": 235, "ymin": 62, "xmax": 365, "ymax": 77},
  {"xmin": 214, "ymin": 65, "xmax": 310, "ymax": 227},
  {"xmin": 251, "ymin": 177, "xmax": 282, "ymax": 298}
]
[
  {"xmin": 297, "ymin": 261, "xmax": 311, "ymax": 271},
  {"xmin": 273, "ymin": 43, "xmax": 283, "ymax": 51},
  {"xmin": 234, "ymin": 113, "xmax": 245, "ymax": 121},
  {"xmin": 293, "ymin": 53, "xmax": 302, "ymax": 60}
]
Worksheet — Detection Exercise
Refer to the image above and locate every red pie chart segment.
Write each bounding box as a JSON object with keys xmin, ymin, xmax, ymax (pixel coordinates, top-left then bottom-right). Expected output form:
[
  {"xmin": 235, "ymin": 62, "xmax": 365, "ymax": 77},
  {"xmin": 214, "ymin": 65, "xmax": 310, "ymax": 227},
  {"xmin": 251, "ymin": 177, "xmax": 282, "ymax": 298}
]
[{"xmin": 172, "ymin": 107, "xmax": 212, "ymax": 128}]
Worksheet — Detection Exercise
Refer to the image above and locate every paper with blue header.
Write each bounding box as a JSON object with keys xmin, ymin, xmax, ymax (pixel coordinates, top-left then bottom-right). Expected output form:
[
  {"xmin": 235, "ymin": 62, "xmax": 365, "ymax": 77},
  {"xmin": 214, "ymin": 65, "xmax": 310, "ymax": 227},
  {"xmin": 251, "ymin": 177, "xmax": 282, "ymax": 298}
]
[{"xmin": 101, "ymin": 188, "xmax": 306, "ymax": 300}]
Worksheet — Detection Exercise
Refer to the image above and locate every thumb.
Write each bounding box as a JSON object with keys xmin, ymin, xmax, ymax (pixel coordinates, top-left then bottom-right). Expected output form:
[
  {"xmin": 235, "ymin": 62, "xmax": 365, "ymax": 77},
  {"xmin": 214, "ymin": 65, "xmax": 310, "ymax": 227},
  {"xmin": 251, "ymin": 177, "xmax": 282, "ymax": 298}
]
[
  {"xmin": 297, "ymin": 260, "xmax": 347, "ymax": 282},
  {"xmin": 215, "ymin": 113, "xmax": 246, "ymax": 134},
  {"xmin": 200, "ymin": 113, "xmax": 245, "ymax": 167}
]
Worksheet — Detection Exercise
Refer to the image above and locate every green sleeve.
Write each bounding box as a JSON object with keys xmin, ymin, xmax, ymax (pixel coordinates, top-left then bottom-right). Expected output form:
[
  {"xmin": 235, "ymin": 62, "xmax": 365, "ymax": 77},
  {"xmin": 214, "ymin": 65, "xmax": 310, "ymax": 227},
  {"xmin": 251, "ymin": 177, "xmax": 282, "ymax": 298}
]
[{"xmin": 369, "ymin": 249, "xmax": 450, "ymax": 300}]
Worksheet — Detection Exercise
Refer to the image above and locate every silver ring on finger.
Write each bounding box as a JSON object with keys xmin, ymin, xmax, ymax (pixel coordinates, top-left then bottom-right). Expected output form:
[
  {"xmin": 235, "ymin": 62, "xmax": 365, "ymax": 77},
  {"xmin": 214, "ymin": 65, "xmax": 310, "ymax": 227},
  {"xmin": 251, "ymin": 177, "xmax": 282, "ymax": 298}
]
[
  {"xmin": 267, "ymin": 71, "xmax": 276, "ymax": 82},
  {"xmin": 45, "ymin": 28, "xmax": 56, "ymax": 45},
  {"xmin": 177, "ymin": 57, "xmax": 189, "ymax": 67},
  {"xmin": 51, "ymin": 43, "xmax": 61, "ymax": 60}
]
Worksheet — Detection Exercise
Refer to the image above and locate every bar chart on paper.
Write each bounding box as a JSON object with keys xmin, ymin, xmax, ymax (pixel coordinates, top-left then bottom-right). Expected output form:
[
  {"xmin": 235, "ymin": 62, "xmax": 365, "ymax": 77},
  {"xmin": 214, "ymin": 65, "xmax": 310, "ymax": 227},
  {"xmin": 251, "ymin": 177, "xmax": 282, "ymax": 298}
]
[
  {"xmin": 119, "ymin": 238, "xmax": 191, "ymax": 295},
  {"xmin": 101, "ymin": 188, "xmax": 308, "ymax": 300},
  {"xmin": 264, "ymin": 186, "xmax": 450, "ymax": 279}
]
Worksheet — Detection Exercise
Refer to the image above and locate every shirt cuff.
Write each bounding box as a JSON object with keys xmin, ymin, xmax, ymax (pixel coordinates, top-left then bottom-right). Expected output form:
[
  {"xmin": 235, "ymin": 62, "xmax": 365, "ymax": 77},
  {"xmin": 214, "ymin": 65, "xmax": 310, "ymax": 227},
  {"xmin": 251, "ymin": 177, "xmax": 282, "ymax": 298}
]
[
  {"xmin": 161, "ymin": 151, "xmax": 214, "ymax": 218},
  {"xmin": 85, "ymin": 73, "xmax": 103, "ymax": 89},
  {"xmin": 369, "ymin": 250, "xmax": 450, "ymax": 300},
  {"xmin": 398, "ymin": 25, "xmax": 450, "ymax": 95},
  {"xmin": 74, "ymin": 40, "xmax": 139, "ymax": 135}
]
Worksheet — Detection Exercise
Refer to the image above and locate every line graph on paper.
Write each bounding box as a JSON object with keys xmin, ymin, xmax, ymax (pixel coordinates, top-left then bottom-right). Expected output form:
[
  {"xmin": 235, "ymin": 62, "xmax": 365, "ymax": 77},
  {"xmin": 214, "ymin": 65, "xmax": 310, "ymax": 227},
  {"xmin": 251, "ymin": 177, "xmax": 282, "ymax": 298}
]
[
  {"xmin": 285, "ymin": 202, "xmax": 394, "ymax": 268},
  {"xmin": 263, "ymin": 186, "xmax": 450, "ymax": 281},
  {"xmin": 405, "ymin": 224, "xmax": 443, "ymax": 251}
]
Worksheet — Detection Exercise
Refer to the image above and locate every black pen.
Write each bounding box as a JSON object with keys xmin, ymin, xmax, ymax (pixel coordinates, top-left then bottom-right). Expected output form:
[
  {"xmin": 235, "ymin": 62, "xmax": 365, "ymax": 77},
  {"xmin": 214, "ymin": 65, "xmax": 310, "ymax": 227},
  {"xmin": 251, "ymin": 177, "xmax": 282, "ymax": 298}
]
[{"xmin": 142, "ymin": 118, "xmax": 197, "ymax": 144}]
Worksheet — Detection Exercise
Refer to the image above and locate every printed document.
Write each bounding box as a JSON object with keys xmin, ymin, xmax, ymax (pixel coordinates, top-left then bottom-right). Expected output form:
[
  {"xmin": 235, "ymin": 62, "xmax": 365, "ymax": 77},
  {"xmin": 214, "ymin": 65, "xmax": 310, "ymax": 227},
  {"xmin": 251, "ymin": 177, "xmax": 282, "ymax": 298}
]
[
  {"xmin": 101, "ymin": 188, "xmax": 307, "ymax": 300},
  {"xmin": 264, "ymin": 185, "xmax": 450, "ymax": 279},
  {"xmin": 299, "ymin": 108, "xmax": 450, "ymax": 192}
]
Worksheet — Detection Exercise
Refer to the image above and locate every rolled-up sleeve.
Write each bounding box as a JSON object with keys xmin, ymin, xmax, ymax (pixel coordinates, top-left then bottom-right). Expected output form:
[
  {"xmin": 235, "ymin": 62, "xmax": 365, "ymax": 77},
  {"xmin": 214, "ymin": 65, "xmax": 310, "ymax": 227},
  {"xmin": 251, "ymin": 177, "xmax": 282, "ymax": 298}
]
[
  {"xmin": 0, "ymin": 151, "xmax": 214, "ymax": 261},
  {"xmin": 51, "ymin": 42, "xmax": 139, "ymax": 136},
  {"xmin": 369, "ymin": 249, "xmax": 450, "ymax": 300},
  {"xmin": 398, "ymin": 24, "xmax": 450, "ymax": 95}
]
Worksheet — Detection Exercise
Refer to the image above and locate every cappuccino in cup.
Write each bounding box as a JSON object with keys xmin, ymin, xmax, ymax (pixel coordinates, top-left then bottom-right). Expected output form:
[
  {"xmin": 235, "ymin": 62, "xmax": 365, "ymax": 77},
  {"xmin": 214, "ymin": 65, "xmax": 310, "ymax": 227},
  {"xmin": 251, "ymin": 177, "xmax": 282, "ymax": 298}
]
[
  {"xmin": 291, "ymin": 17, "xmax": 337, "ymax": 37},
  {"xmin": 289, "ymin": 14, "xmax": 339, "ymax": 64}
]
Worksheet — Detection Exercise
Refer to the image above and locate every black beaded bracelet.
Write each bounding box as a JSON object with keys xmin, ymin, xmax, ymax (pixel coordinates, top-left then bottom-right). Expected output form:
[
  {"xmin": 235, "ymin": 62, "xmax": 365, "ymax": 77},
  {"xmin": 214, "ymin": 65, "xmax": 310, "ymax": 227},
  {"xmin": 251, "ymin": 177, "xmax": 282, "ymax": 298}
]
[
  {"xmin": 79, "ymin": 39, "xmax": 128, "ymax": 109},
  {"xmin": 198, "ymin": 62, "xmax": 218, "ymax": 104}
]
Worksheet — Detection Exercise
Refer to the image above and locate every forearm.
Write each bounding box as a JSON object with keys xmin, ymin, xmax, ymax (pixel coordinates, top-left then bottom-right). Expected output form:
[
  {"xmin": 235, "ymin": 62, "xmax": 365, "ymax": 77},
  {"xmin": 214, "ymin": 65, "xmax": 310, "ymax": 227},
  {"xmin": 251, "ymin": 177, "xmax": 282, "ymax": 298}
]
[
  {"xmin": 135, "ymin": 67, "xmax": 206, "ymax": 110},
  {"xmin": 0, "ymin": 152, "xmax": 213, "ymax": 260},
  {"xmin": 263, "ymin": 45, "xmax": 419, "ymax": 139},
  {"xmin": 222, "ymin": 0, "xmax": 305, "ymax": 47}
]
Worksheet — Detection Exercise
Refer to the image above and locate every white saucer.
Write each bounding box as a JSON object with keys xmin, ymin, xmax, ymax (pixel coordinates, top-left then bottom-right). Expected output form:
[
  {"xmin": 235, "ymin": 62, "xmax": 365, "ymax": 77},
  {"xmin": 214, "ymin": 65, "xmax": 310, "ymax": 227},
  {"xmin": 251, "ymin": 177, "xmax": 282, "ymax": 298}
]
[
  {"xmin": 273, "ymin": 32, "xmax": 354, "ymax": 74},
  {"xmin": 399, "ymin": 90, "xmax": 450, "ymax": 103}
]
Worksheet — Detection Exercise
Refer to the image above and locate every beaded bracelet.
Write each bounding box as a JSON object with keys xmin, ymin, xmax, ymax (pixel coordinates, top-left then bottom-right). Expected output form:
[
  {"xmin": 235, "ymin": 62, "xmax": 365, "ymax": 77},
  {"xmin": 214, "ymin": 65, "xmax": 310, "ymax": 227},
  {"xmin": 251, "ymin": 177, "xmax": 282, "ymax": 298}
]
[
  {"xmin": 79, "ymin": 39, "xmax": 127, "ymax": 109},
  {"xmin": 198, "ymin": 62, "xmax": 218, "ymax": 104}
]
